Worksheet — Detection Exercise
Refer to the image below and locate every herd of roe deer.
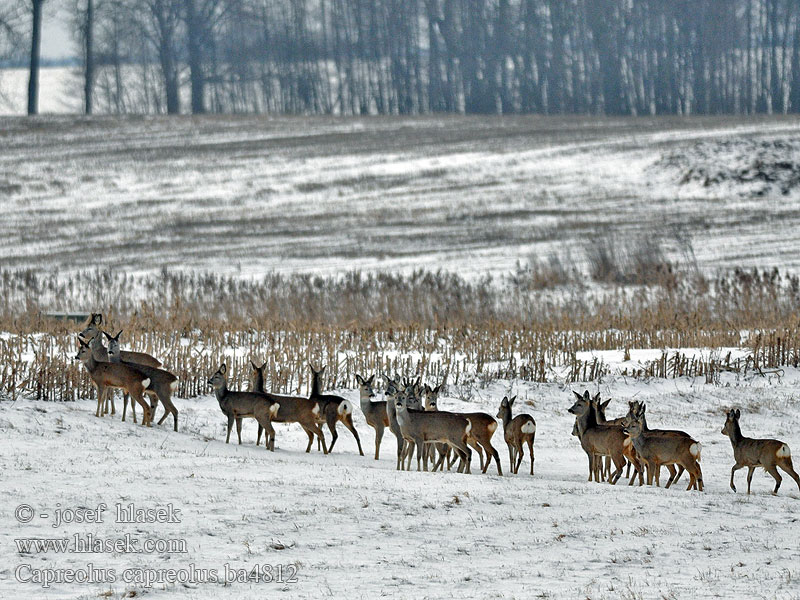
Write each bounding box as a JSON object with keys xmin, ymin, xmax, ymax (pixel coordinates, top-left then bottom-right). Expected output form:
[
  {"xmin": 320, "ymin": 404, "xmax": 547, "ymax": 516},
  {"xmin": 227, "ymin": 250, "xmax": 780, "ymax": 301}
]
[{"xmin": 73, "ymin": 314, "xmax": 800, "ymax": 495}]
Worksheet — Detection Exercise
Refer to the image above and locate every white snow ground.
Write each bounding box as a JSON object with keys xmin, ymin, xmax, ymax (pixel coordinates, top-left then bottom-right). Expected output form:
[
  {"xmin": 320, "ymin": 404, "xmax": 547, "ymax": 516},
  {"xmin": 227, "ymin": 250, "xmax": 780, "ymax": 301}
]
[
  {"xmin": 3, "ymin": 113, "xmax": 800, "ymax": 278},
  {"xmin": 2, "ymin": 371, "xmax": 800, "ymax": 599}
]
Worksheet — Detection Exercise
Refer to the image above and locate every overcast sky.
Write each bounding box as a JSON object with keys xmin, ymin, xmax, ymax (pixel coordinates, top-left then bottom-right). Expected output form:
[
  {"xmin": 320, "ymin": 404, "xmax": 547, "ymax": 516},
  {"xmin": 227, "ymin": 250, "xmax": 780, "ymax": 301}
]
[{"xmin": 40, "ymin": 1, "xmax": 75, "ymax": 60}]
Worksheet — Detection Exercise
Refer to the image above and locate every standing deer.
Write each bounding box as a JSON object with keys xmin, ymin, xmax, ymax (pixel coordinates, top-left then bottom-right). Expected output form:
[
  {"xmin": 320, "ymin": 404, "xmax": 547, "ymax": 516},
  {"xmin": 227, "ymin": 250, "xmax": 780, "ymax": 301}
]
[
  {"xmin": 426, "ymin": 384, "xmax": 502, "ymax": 475},
  {"xmin": 309, "ymin": 364, "xmax": 364, "ymax": 456},
  {"xmin": 105, "ymin": 330, "xmax": 179, "ymax": 432},
  {"xmin": 74, "ymin": 338, "xmax": 152, "ymax": 426},
  {"xmin": 356, "ymin": 374, "xmax": 390, "ymax": 460},
  {"xmin": 394, "ymin": 390, "xmax": 472, "ymax": 473},
  {"xmin": 207, "ymin": 364, "xmax": 278, "ymax": 450},
  {"xmin": 79, "ymin": 313, "xmax": 161, "ymax": 417},
  {"xmin": 496, "ymin": 396, "xmax": 536, "ymax": 475},
  {"xmin": 250, "ymin": 360, "xmax": 329, "ymax": 454},
  {"xmin": 568, "ymin": 391, "xmax": 625, "ymax": 483},
  {"xmin": 622, "ymin": 401, "xmax": 691, "ymax": 488},
  {"xmin": 622, "ymin": 403, "xmax": 703, "ymax": 491},
  {"xmin": 383, "ymin": 375, "xmax": 406, "ymax": 470},
  {"xmin": 722, "ymin": 409, "xmax": 800, "ymax": 495}
]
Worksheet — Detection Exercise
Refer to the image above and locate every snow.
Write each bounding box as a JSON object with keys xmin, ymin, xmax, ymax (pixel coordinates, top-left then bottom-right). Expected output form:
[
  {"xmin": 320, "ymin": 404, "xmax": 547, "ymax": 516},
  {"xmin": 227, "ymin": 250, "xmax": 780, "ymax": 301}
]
[
  {"xmin": 3, "ymin": 113, "xmax": 800, "ymax": 279},
  {"xmin": 2, "ymin": 371, "xmax": 800, "ymax": 599}
]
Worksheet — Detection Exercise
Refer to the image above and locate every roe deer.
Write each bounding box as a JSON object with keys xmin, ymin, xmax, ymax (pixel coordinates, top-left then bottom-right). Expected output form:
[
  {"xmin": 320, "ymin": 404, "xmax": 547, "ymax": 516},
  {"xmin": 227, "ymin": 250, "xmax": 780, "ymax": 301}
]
[
  {"xmin": 394, "ymin": 391, "xmax": 472, "ymax": 473},
  {"xmin": 568, "ymin": 391, "xmax": 625, "ymax": 483},
  {"xmin": 250, "ymin": 361, "xmax": 328, "ymax": 453},
  {"xmin": 594, "ymin": 398, "xmax": 633, "ymax": 481},
  {"xmin": 74, "ymin": 338, "xmax": 152, "ymax": 426},
  {"xmin": 593, "ymin": 398, "xmax": 643, "ymax": 486},
  {"xmin": 722, "ymin": 409, "xmax": 800, "ymax": 495},
  {"xmin": 426, "ymin": 384, "xmax": 502, "ymax": 475},
  {"xmin": 106, "ymin": 331, "xmax": 180, "ymax": 432},
  {"xmin": 398, "ymin": 379, "xmax": 426, "ymax": 470},
  {"xmin": 207, "ymin": 364, "xmax": 278, "ymax": 450},
  {"xmin": 383, "ymin": 375, "xmax": 406, "ymax": 470},
  {"xmin": 622, "ymin": 401, "xmax": 691, "ymax": 488},
  {"xmin": 496, "ymin": 396, "xmax": 536, "ymax": 475},
  {"xmin": 309, "ymin": 364, "xmax": 364, "ymax": 456},
  {"xmin": 356, "ymin": 374, "xmax": 390, "ymax": 460},
  {"xmin": 79, "ymin": 313, "xmax": 161, "ymax": 416},
  {"xmin": 623, "ymin": 403, "xmax": 703, "ymax": 491}
]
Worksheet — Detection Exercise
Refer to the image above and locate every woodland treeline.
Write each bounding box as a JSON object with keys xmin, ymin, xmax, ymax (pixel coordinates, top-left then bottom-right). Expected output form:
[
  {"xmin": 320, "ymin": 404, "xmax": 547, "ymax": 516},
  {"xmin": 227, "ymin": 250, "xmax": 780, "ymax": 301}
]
[{"xmin": 3, "ymin": 0, "xmax": 800, "ymax": 116}]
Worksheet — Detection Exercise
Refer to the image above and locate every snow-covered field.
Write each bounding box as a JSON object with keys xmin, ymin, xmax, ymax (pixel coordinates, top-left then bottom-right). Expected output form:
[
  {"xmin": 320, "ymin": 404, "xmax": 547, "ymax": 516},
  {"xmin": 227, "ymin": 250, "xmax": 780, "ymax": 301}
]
[
  {"xmin": 2, "ymin": 372, "xmax": 800, "ymax": 599},
  {"xmin": 2, "ymin": 109, "xmax": 800, "ymax": 277}
]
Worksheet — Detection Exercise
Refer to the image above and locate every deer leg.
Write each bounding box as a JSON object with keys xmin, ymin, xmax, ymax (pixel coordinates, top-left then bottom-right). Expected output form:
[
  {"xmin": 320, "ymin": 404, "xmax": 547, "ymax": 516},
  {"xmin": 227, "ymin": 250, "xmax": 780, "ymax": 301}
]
[
  {"xmin": 133, "ymin": 390, "xmax": 151, "ymax": 426},
  {"xmin": 325, "ymin": 412, "xmax": 339, "ymax": 453},
  {"xmin": 766, "ymin": 464, "xmax": 782, "ymax": 495},
  {"xmin": 303, "ymin": 427, "xmax": 314, "ymax": 452},
  {"xmin": 414, "ymin": 440, "xmax": 425, "ymax": 471},
  {"xmin": 395, "ymin": 433, "xmax": 404, "ymax": 470},
  {"xmin": 311, "ymin": 423, "xmax": 328, "ymax": 454},
  {"xmin": 94, "ymin": 385, "xmax": 104, "ymax": 417},
  {"xmin": 467, "ymin": 438, "xmax": 483, "ymax": 471},
  {"xmin": 446, "ymin": 446, "xmax": 457, "ymax": 470},
  {"xmin": 235, "ymin": 418, "xmax": 244, "ymax": 444},
  {"xmin": 527, "ymin": 439, "xmax": 534, "ymax": 475},
  {"xmin": 406, "ymin": 440, "xmax": 416, "ymax": 471},
  {"xmin": 515, "ymin": 443, "xmax": 525, "ymax": 474},
  {"xmin": 664, "ymin": 464, "xmax": 677, "ymax": 488},
  {"xmin": 342, "ymin": 413, "xmax": 364, "ymax": 456},
  {"xmin": 373, "ymin": 423, "xmax": 384, "ymax": 460},
  {"xmin": 777, "ymin": 457, "xmax": 800, "ymax": 492},
  {"xmin": 672, "ymin": 465, "xmax": 685, "ymax": 486},
  {"xmin": 129, "ymin": 392, "xmax": 138, "ymax": 424},
  {"xmin": 730, "ymin": 463, "xmax": 742, "ymax": 492},
  {"xmin": 256, "ymin": 425, "xmax": 263, "ymax": 447},
  {"xmin": 226, "ymin": 415, "xmax": 234, "ymax": 443}
]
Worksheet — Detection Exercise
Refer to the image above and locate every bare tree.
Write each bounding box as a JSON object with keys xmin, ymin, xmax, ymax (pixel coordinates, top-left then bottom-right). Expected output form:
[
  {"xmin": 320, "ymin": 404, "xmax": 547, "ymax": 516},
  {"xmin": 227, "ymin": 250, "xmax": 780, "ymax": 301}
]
[{"xmin": 27, "ymin": 0, "xmax": 46, "ymax": 115}]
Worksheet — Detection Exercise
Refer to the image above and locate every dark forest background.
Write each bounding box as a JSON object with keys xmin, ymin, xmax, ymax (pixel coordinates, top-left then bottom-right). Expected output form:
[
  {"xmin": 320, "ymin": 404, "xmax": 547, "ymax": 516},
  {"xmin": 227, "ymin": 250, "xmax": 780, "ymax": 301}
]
[{"xmin": 3, "ymin": 0, "xmax": 800, "ymax": 116}]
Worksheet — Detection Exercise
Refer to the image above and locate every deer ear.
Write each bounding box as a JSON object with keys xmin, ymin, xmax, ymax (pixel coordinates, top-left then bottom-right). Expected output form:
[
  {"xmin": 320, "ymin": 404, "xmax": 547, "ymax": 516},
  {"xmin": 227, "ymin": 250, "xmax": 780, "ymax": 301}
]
[
  {"xmin": 220, "ymin": 363, "xmax": 227, "ymax": 374},
  {"xmin": 594, "ymin": 392, "xmax": 601, "ymax": 401},
  {"xmin": 115, "ymin": 330, "xmax": 122, "ymax": 340},
  {"xmin": 78, "ymin": 337, "xmax": 88, "ymax": 347},
  {"xmin": 102, "ymin": 331, "xmax": 112, "ymax": 340},
  {"xmin": 367, "ymin": 375, "xmax": 374, "ymax": 385},
  {"xmin": 601, "ymin": 399, "xmax": 610, "ymax": 409},
  {"xmin": 510, "ymin": 395, "xmax": 517, "ymax": 405},
  {"xmin": 573, "ymin": 391, "xmax": 583, "ymax": 400},
  {"xmin": 355, "ymin": 374, "xmax": 364, "ymax": 385},
  {"xmin": 260, "ymin": 361, "xmax": 267, "ymax": 370},
  {"xmin": 92, "ymin": 313, "xmax": 102, "ymax": 325},
  {"xmin": 735, "ymin": 409, "xmax": 740, "ymax": 419},
  {"xmin": 250, "ymin": 360, "xmax": 257, "ymax": 370},
  {"xmin": 434, "ymin": 384, "xmax": 442, "ymax": 393},
  {"xmin": 583, "ymin": 390, "xmax": 590, "ymax": 400}
]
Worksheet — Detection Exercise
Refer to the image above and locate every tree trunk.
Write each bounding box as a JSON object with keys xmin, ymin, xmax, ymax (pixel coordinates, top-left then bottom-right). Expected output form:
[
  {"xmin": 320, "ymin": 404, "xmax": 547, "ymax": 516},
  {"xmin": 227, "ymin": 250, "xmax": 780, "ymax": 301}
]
[
  {"xmin": 84, "ymin": 0, "xmax": 94, "ymax": 115},
  {"xmin": 27, "ymin": 0, "xmax": 44, "ymax": 116},
  {"xmin": 185, "ymin": 0, "xmax": 206, "ymax": 114}
]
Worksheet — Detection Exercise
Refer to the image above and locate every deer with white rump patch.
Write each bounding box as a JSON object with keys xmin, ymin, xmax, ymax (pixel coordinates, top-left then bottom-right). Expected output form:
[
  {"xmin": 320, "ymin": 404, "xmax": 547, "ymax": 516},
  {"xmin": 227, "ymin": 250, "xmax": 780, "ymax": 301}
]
[
  {"xmin": 250, "ymin": 360, "xmax": 329, "ymax": 453},
  {"xmin": 79, "ymin": 313, "xmax": 161, "ymax": 417},
  {"xmin": 395, "ymin": 387, "xmax": 472, "ymax": 473},
  {"xmin": 74, "ymin": 338, "xmax": 153, "ymax": 426},
  {"xmin": 309, "ymin": 364, "xmax": 364, "ymax": 456},
  {"xmin": 622, "ymin": 402, "xmax": 703, "ymax": 491},
  {"xmin": 496, "ymin": 396, "xmax": 535, "ymax": 475},
  {"xmin": 722, "ymin": 409, "xmax": 800, "ymax": 495},
  {"xmin": 208, "ymin": 364, "xmax": 279, "ymax": 450},
  {"xmin": 105, "ymin": 330, "xmax": 180, "ymax": 431}
]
